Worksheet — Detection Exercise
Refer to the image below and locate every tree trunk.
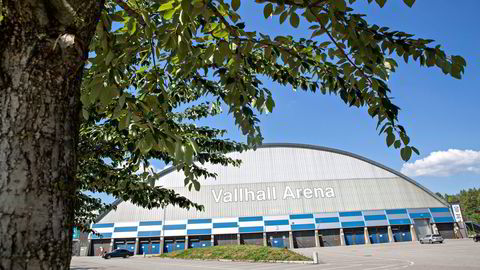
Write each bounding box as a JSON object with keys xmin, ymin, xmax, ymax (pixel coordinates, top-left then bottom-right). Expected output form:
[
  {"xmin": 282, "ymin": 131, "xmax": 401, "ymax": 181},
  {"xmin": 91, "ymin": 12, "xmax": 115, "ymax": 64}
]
[{"xmin": 0, "ymin": 1, "xmax": 104, "ymax": 269}]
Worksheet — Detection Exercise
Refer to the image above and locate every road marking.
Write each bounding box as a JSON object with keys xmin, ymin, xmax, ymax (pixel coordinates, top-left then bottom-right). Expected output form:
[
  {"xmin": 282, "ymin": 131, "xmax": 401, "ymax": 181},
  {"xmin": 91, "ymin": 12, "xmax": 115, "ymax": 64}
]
[{"xmin": 321, "ymin": 264, "xmax": 364, "ymax": 270}]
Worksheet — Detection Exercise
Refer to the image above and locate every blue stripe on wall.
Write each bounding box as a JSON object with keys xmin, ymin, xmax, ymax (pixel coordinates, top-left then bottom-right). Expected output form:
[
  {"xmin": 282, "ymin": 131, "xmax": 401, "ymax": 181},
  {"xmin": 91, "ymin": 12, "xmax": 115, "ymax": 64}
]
[
  {"xmin": 434, "ymin": 217, "xmax": 454, "ymax": 223},
  {"xmin": 388, "ymin": 219, "xmax": 411, "ymax": 225},
  {"xmin": 341, "ymin": 221, "xmax": 365, "ymax": 228},
  {"xmin": 92, "ymin": 223, "xmax": 114, "ymax": 228},
  {"xmin": 139, "ymin": 221, "xmax": 162, "ymax": 226},
  {"xmin": 291, "ymin": 224, "xmax": 315, "ymax": 230},
  {"xmin": 386, "ymin": 209, "xmax": 407, "ymax": 215},
  {"xmin": 114, "ymin": 226, "xmax": 137, "ymax": 232},
  {"xmin": 163, "ymin": 224, "xmax": 186, "ymax": 230},
  {"xmin": 409, "ymin": 213, "xmax": 431, "ymax": 219},
  {"xmin": 430, "ymin": 208, "xmax": 450, "ymax": 213},
  {"xmin": 290, "ymin": 214, "xmax": 313, "ymax": 219},
  {"xmin": 315, "ymin": 217, "xmax": 339, "ymax": 223},
  {"xmin": 264, "ymin": 220, "xmax": 289, "ymax": 226},
  {"xmin": 213, "ymin": 222, "xmax": 238, "ymax": 228},
  {"xmin": 239, "ymin": 216, "xmax": 263, "ymax": 222},
  {"xmin": 187, "ymin": 229, "xmax": 212, "ymax": 235},
  {"xmin": 339, "ymin": 211, "xmax": 362, "ymax": 217},
  {"xmin": 188, "ymin": 219, "xmax": 212, "ymax": 224},
  {"xmin": 239, "ymin": 226, "xmax": 264, "ymax": 233},
  {"xmin": 364, "ymin": 215, "xmax": 387, "ymax": 221},
  {"xmin": 91, "ymin": 233, "xmax": 112, "ymax": 239},
  {"xmin": 138, "ymin": 231, "xmax": 161, "ymax": 237}
]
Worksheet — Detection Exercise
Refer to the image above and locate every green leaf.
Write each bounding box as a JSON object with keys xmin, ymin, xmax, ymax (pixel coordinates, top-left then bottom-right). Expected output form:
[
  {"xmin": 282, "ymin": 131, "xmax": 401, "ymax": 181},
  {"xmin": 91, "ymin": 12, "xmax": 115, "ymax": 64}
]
[
  {"xmin": 375, "ymin": 0, "xmax": 386, "ymax": 8},
  {"xmin": 279, "ymin": 11, "xmax": 288, "ymax": 24},
  {"xmin": 290, "ymin": 12, "xmax": 300, "ymax": 28},
  {"xmin": 386, "ymin": 133, "xmax": 395, "ymax": 147},
  {"xmin": 264, "ymin": 3, "xmax": 273, "ymax": 19},
  {"xmin": 411, "ymin": 146, "xmax": 420, "ymax": 155},
  {"xmin": 232, "ymin": 0, "xmax": 241, "ymax": 11},
  {"xmin": 158, "ymin": 2, "xmax": 174, "ymax": 11},
  {"xmin": 401, "ymin": 146, "xmax": 412, "ymax": 161},
  {"xmin": 394, "ymin": 140, "xmax": 401, "ymax": 149},
  {"xmin": 403, "ymin": 0, "xmax": 415, "ymax": 7}
]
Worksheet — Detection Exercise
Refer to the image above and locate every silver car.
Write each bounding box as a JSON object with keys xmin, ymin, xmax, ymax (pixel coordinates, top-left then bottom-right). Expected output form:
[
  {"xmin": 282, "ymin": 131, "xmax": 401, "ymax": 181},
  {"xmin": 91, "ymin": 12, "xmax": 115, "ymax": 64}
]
[{"xmin": 420, "ymin": 234, "xmax": 444, "ymax": 244}]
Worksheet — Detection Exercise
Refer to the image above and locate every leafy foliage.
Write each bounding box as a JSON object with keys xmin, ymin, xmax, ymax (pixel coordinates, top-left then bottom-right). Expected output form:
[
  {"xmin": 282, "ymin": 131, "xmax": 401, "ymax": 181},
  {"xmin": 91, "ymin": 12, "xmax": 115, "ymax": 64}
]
[
  {"xmin": 76, "ymin": 0, "xmax": 466, "ymax": 227},
  {"xmin": 436, "ymin": 189, "xmax": 480, "ymax": 223}
]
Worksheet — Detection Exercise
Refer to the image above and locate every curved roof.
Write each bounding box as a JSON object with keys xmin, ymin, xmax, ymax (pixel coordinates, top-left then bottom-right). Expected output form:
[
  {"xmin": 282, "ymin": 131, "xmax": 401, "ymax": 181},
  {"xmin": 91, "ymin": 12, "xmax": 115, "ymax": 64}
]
[{"xmin": 96, "ymin": 143, "xmax": 447, "ymax": 222}]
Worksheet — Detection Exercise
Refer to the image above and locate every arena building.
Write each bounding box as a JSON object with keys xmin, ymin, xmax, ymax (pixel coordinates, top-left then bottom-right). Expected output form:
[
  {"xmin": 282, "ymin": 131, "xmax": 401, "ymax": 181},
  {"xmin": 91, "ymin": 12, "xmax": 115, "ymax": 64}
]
[{"xmin": 87, "ymin": 143, "xmax": 461, "ymax": 256}]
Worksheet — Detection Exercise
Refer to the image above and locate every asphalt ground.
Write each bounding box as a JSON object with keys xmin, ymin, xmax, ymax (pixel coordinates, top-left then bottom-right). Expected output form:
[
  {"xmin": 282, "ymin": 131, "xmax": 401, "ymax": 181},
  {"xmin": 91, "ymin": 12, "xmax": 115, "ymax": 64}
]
[{"xmin": 71, "ymin": 239, "xmax": 480, "ymax": 270}]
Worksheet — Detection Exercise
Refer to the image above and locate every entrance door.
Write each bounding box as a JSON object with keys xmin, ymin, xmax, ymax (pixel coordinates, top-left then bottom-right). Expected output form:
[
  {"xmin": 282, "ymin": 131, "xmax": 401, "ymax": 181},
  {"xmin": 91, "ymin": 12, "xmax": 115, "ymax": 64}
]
[
  {"xmin": 413, "ymin": 219, "xmax": 432, "ymax": 239},
  {"xmin": 151, "ymin": 241, "xmax": 160, "ymax": 254},
  {"xmin": 139, "ymin": 241, "xmax": 150, "ymax": 254}
]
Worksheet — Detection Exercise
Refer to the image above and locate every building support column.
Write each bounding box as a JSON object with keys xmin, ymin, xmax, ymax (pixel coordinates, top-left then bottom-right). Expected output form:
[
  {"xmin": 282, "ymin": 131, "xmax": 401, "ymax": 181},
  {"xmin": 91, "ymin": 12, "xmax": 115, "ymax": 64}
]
[
  {"xmin": 109, "ymin": 238, "xmax": 114, "ymax": 252},
  {"xmin": 410, "ymin": 225, "xmax": 417, "ymax": 242},
  {"xmin": 160, "ymin": 237, "xmax": 164, "ymax": 254},
  {"xmin": 364, "ymin": 227, "xmax": 371, "ymax": 245},
  {"xmin": 134, "ymin": 238, "xmax": 139, "ymax": 255},
  {"xmin": 237, "ymin": 233, "xmax": 241, "ymax": 245},
  {"xmin": 86, "ymin": 239, "xmax": 92, "ymax": 256},
  {"xmin": 387, "ymin": 226, "xmax": 394, "ymax": 243},
  {"xmin": 453, "ymin": 223, "xmax": 461, "ymax": 239},
  {"xmin": 185, "ymin": 236, "xmax": 189, "ymax": 250},
  {"xmin": 211, "ymin": 235, "xmax": 215, "ymax": 246},
  {"xmin": 314, "ymin": 230, "xmax": 320, "ymax": 247},
  {"xmin": 263, "ymin": 232, "xmax": 267, "ymax": 246},
  {"xmin": 288, "ymin": 231, "xmax": 294, "ymax": 249},
  {"xmin": 340, "ymin": 229, "xmax": 346, "ymax": 246}
]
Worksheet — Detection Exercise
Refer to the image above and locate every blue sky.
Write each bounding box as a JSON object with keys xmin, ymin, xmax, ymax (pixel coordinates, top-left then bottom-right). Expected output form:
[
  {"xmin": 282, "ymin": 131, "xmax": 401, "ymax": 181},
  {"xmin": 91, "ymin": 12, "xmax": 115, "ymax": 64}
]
[{"xmin": 101, "ymin": 1, "xmax": 479, "ymax": 202}]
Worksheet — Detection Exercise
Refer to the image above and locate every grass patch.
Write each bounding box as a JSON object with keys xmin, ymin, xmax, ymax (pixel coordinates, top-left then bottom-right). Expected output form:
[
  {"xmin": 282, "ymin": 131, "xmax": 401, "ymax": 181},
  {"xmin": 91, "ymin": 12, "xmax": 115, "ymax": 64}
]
[{"xmin": 156, "ymin": 245, "xmax": 312, "ymax": 262}]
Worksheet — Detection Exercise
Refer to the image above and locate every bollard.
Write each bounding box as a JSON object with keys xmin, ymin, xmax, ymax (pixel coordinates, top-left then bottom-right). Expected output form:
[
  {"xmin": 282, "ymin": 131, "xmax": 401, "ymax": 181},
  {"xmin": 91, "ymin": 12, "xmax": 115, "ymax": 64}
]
[{"xmin": 313, "ymin": 251, "xmax": 319, "ymax": 264}]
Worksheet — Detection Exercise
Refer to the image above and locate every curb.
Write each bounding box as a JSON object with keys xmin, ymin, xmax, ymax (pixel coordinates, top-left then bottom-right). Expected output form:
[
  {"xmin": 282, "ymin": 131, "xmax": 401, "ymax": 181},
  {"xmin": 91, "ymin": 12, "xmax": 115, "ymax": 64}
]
[{"xmin": 148, "ymin": 256, "xmax": 317, "ymax": 264}]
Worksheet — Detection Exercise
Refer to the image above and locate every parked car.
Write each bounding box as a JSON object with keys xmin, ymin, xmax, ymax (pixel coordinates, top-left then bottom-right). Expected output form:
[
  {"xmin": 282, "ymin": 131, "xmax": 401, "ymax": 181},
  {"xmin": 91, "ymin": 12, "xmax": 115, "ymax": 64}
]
[
  {"xmin": 473, "ymin": 234, "xmax": 480, "ymax": 242},
  {"xmin": 102, "ymin": 249, "xmax": 134, "ymax": 259},
  {"xmin": 419, "ymin": 234, "xmax": 444, "ymax": 244}
]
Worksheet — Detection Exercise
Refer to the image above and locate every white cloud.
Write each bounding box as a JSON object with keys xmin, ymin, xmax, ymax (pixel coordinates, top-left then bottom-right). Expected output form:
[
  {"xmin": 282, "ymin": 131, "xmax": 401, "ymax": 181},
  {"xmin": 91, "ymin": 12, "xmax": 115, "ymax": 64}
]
[{"xmin": 401, "ymin": 149, "xmax": 480, "ymax": 177}]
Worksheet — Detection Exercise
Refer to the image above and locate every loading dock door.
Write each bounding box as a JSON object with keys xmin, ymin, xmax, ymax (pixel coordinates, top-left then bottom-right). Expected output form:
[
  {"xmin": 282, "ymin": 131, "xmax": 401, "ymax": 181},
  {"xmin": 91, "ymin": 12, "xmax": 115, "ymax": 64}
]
[
  {"xmin": 241, "ymin": 233, "xmax": 263, "ymax": 246},
  {"xmin": 368, "ymin": 227, "xmax": 389, "ymax": 244},
  {"xmin": 91, "ymin": 240, "xmax": 111, "ymax": 256},
  {"xmin": 344, "ymin": 228, "xmax": 365, "ymax": 246},
  {"xmin": 139, "ymin": 240, "xmax": 150, "ymax": 254},
  {"xmin": 267, "ymin": 232, "xmax": 289, "ymax": 248},
  {"xmin": 392, "ymin": 226, "xmax": 412, "ymax": 242},
  {"xmin": 293, "ymin": 231, "xmax": 316, "ymax": 248},
  {"xmin": 151, "ymin": 241, "xmax": 160, "ymax": 254},
  {"xmin": 437, "ymin": 223, "xmax": 455, "ymax": 239},
  {"xmin": 319, "ymin": 229, "xmax": 341, "ymax": 247},
  {"xmin": 413, "ymin": 219, "xmax": 432, "ymax": 239},
  {"xmin": 215, "ymin": 234, "xmax": 237, "ymax": 246}
]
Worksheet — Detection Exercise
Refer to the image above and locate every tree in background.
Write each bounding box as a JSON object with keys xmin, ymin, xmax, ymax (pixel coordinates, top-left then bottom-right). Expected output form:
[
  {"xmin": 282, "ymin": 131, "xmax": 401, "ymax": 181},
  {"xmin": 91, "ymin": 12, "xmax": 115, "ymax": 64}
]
[
  {"xmin": 436, "ymin": 189, "xmax": 480, "ymax": 223},
  {"xmin": 0, "ymin": 0, "xmax": 466, "ymax": 268}
]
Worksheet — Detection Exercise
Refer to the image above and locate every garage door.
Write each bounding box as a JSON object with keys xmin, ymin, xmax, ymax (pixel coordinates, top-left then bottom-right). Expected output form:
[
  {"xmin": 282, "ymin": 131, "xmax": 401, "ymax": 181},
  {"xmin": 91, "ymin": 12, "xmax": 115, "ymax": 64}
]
[
  {"xmin": 267, "ymin": 232, "xmax": 289, "ymax": 248},
  {"xmin": 392, "ymin": 225, "xmax": 412, "ymax": 242},
  {"xmin": 344, "ymin": 228, "xmax": 365, "ymax": 245},
  {"xmin": 215, "ymin": 234, "xmax": 237, "ymax": 246},
  {"xmin": 293, "ymin": 231, "xmax": 316, "ymax": 248},
  {"xmin": 319, "ymin": 229, "xmax": 341, "ymax": 247},
  {"xmin": 241, "ymin": 233, "xmax": 263, "ymax": 246},
  {"xmin": 91, "ymin": 240, "xmax": 110, "ymax": 256},
  {"xmin": 368, "ymin": 227, "xmax": 389, "ymax": 244},
  {"xmin": 437, "ymin": 223, "xmax": 455, "ymax": 239}
]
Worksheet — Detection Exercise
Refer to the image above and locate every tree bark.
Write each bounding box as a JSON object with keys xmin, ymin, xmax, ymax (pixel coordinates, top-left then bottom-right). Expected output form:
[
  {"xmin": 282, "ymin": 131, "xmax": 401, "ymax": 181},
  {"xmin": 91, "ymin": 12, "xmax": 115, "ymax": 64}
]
[{"xmin": 0, "ymin": 1, "xmax": 104, "ymax": 269}]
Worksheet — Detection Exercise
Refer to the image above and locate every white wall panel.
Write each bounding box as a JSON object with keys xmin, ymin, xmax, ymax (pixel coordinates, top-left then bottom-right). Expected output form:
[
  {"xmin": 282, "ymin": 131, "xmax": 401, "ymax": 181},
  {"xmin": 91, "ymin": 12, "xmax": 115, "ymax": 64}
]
[
  {"xmin": 112, "ymin": 232, "xmax": 137, "ymax": 238},
  {"xmin": 137, "ymin": 225, "xmax": 162, "ymax": 231},
  {"xmin": 212, "ymin": 228, "xmax": 238, "ymax": 234},
  {"xmin": 265, "ymin": 225, "xmax": 290, "ymax": 232},
  {"xmin": 98, "ymin": 145, "xmax": 446, "ymax": 223}
]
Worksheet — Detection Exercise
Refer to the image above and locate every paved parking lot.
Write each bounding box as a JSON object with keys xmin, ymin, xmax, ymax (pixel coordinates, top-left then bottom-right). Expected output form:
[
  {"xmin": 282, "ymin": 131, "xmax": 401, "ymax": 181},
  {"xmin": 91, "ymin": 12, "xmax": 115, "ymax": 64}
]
[{"xmin": 71, "ymin": 239, "xmax": 480, "ymax": 270}]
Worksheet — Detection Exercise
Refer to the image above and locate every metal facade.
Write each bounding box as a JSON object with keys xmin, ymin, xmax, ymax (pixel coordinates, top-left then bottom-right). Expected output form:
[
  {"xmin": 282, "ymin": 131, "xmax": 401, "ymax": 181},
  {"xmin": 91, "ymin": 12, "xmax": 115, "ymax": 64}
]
[{"xmin": 99, "ymin": 144, "xmax": 446, "ymax": 223}]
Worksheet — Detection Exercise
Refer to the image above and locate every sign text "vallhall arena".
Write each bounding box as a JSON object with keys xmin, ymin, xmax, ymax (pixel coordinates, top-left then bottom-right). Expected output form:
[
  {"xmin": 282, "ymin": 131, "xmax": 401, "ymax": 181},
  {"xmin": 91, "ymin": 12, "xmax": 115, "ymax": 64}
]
[{"xmin": 211, "ymin": 186, "xmax": 335, "ymax": 203}]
